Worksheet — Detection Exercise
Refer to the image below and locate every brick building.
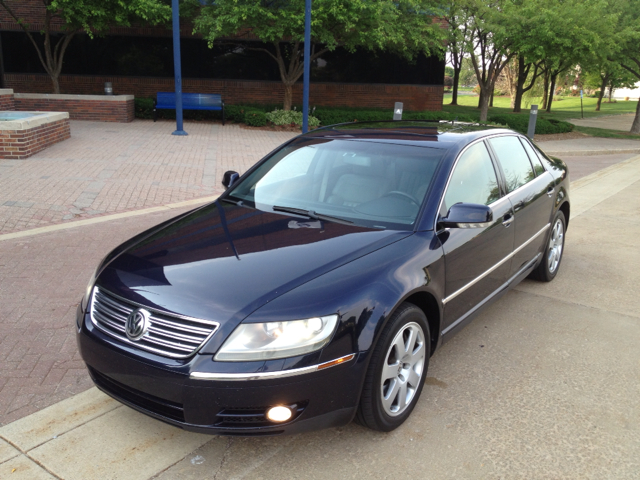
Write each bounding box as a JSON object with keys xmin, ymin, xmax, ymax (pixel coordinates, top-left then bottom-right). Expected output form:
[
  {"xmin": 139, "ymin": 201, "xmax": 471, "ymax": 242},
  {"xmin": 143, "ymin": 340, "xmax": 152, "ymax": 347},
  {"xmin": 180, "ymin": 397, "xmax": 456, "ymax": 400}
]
[{"xmin": 0, "ymin": 0, "xmax": 444, "ymax": 111}]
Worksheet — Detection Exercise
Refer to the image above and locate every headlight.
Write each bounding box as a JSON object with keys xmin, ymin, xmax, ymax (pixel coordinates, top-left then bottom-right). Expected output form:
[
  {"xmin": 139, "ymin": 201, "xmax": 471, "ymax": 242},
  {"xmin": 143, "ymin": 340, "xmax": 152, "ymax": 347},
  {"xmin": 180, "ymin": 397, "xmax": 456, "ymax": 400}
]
[
  {"xmin": 80, "ymin": 267, "xmax": 98, "ymax": 314},
  {"xmin": 215, "ymin": 315, "xmax": 339, "ymax": 361}
]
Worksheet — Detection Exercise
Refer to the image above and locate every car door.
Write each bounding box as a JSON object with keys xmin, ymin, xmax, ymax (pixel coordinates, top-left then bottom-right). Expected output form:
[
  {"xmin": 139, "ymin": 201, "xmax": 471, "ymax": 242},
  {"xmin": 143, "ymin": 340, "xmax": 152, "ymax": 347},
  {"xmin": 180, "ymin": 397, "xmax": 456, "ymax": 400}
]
[
  {"xmin": 438, "ymin": 140, "xmax": 515, "ymax": 335},
  {"xmin": 487, "ymin": 135, "xmax": 556, "ymax": 278}
]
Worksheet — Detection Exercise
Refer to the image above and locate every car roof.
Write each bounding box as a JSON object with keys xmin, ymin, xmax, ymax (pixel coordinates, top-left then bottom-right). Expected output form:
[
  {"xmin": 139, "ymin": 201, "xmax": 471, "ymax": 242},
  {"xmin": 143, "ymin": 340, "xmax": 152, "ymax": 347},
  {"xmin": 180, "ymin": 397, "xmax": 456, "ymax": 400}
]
[{"xmin": 302, "ymin": 120, "xmax": 515, "ymax": 149}]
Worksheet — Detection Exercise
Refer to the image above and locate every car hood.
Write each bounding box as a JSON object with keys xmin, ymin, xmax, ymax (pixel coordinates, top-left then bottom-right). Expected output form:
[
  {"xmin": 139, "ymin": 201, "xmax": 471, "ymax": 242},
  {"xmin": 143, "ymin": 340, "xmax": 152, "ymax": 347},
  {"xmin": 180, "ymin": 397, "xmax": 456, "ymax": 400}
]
[{"xmin": 97, "ymin": 201, "xmax": 411, "ymax": 326}]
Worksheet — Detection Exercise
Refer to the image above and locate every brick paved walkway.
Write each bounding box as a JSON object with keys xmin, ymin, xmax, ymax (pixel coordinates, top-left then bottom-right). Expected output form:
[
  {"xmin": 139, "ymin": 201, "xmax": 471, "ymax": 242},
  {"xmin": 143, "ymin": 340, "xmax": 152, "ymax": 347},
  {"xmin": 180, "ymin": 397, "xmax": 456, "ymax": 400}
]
[
  {"xmin": 0, "ymin": 120, "xmax": 295, "ymax": 234},
  {"xmin": 0, "ymin": 208, "xmax": 194, "ymax": 426}
]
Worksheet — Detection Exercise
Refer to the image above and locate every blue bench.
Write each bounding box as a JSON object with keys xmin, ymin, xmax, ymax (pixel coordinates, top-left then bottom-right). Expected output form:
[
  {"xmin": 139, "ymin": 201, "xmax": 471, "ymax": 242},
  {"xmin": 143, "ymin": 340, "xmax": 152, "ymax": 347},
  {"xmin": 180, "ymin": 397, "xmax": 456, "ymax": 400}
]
[{"xmin": 154, "ymin": 92, "xmax": 225, "ymax": 125}]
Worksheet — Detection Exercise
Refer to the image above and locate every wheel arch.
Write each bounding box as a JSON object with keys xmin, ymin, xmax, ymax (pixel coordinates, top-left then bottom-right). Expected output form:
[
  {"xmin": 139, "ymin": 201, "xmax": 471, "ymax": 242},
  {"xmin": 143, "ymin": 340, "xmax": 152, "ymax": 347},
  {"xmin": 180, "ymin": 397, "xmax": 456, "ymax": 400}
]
[
  {"xmin": 394, "ymin": 290, "xmax": 441, "ymax": 357},
  {"xmin": 559, "ymin": 200, "xmax": 570, "ymax": 230}
]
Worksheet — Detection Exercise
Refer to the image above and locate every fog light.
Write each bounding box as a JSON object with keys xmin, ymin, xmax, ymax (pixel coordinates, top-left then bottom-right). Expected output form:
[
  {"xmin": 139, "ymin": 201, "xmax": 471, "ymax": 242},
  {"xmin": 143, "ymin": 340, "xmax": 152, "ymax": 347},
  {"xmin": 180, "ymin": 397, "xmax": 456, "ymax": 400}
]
[{"xmin": 266, "ymin": 405, "xmax": 293, "ymax": 423}]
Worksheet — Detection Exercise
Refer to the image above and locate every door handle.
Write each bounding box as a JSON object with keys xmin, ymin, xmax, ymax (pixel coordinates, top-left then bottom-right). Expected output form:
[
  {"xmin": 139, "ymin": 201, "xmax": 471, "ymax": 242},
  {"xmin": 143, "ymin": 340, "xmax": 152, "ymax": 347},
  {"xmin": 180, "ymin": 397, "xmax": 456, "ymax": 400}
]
[
  {"xmin": 502, "ymin": 213, "xmax": 514, "ymax": 227},
  {"xmin": 547, "ymin": 186, "xmax": 555, "ymax": 197}
]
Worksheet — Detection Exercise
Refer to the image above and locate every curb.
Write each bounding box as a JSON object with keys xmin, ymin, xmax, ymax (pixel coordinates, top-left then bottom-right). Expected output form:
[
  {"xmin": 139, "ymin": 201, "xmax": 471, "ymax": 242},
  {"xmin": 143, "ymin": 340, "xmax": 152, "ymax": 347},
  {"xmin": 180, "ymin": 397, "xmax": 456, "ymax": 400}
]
[{"xmin": 543, "ymin": 148, "xmax": 640, "ymax": 157}]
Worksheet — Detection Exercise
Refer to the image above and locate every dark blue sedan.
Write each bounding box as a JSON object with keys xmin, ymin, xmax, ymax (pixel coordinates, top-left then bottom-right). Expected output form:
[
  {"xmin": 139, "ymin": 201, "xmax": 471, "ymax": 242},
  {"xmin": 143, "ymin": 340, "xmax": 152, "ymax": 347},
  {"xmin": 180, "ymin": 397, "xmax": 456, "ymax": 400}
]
[{"xmin": 76, "ymin": 121, "xmax": 570, "ymax": 435}]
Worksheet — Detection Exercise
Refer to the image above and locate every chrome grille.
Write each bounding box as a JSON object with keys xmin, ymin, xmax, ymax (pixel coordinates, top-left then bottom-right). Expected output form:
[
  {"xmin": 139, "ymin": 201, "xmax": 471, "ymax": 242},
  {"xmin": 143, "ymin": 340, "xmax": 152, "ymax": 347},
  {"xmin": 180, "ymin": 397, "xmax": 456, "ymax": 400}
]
[{"xmin": 90, "ymin": 286, "xmax": 219, "ymax": 359}]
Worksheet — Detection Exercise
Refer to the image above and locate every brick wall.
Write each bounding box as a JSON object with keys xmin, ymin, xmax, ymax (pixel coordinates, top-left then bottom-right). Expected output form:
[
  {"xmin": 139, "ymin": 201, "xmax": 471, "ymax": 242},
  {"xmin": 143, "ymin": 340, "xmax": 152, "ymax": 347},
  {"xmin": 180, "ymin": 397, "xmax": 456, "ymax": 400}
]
[
  {"xmin": 13, "ymin": 93, "xmax": 135, "ymax": 122},
  {"xmin": 0, "ymin": 89, "xmax": 15, "ymax": 110},
  {"xmin": 0, "ymin": 118, "xmax": 70, "ymax": 159},
  {"xmin": 6, "ymin": 74, "xmax": 443, "ymax": 111},
  {"xmin": 0, "ymin": 0, "xmax": 190, "ymax": 36}
]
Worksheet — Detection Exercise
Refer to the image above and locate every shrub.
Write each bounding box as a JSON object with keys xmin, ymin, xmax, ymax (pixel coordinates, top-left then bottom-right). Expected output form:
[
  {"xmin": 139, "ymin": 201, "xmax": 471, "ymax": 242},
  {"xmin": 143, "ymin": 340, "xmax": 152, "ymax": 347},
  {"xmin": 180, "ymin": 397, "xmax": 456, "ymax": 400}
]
[
  {"xmin": 244, "ymin": 109, "xmax": 267, "ymax": 127},
  {"xmin": 135, "ymin": 98, "xmax": 155, "ymax": 119},
  {"xmin": 487, "ymin": 114, "xmax": 573, "ymax": 135},
  {"xmin": 266, "ymin": 109, "xmax": 320, "ymax": 127}
]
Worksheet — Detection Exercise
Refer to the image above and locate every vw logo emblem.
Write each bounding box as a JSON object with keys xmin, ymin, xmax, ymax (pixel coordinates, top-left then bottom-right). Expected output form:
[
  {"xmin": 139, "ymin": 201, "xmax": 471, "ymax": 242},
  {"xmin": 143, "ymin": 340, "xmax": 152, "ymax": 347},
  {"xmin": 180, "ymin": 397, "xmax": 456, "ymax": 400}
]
[{"xmin": 125, "ymin": 308, "xmax": 150, "ymax": 341}]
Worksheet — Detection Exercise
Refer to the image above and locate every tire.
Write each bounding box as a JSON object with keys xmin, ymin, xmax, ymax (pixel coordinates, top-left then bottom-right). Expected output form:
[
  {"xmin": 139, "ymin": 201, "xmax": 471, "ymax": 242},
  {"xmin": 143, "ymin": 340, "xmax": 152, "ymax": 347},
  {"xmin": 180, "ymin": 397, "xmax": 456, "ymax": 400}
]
[
  {"xmin": 529, "ymin": 210, "xmax": 566, "ymax": 282},
  {"xmin": 356, "ymin": 302, "xmax": 430, "ymax": 432}
]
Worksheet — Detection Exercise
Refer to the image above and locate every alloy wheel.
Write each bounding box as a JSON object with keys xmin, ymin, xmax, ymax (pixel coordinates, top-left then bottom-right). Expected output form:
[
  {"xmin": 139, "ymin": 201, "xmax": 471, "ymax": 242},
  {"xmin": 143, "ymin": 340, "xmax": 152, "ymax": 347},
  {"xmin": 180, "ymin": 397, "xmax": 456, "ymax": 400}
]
[
  {"xmin": 547, "ymin": 218, "xmax": 564, "ymax": 274},
  {"xmin": 380, "ymin": 322, "xmax": 426, "ymax": 416}
]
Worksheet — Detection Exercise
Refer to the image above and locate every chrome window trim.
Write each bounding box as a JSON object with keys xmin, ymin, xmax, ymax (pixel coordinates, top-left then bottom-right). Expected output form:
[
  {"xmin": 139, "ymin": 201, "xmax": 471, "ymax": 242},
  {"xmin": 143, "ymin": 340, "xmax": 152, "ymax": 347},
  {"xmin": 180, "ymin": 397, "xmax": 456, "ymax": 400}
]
[
  {"xmin": 190, "ymin": 353, "xmax": 356, "ymax": 381},
  {"xmin": 442, "ymin": 223, "xmax": 550, "ymax": 305},
  {"xmin": 435, "ymin": 132, "xmax": 542, "ymax": 231},
  {"xmin": 441, "ymin": 252, "xmax": 542, "ymax": 336},
  {"xmin": 519, "ymin": 136, "xmax": 549, "ymax": 174}
]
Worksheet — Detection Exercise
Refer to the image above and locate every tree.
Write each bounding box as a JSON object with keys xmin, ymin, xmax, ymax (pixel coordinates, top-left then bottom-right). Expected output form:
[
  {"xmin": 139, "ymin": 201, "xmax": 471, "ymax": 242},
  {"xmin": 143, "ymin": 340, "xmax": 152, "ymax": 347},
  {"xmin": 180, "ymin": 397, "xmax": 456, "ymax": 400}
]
[
  {"xmin": 195, "ymin": 0, "xmax": 446, "ymax": 110},
  {"xmin": 611, "ymin": 0, "xmax": 640, "ymax": 133},
  {"xmin": 506, "ymin": 0, "xmax": 617, "ymax": 113},
  {"xmin": 444, "ymin": 0, "xmax": 473, "ymax": 105},
  {"xmin": 465, "ymin": 0, "xmax": 516, "ymax": 121},
  {"xmin": 583, "ymin": 62, "xmax": 635, "ymax": 111},
  {"xmin": 0, "ymin": 0, "xmax": 171, "ymax": 93}
]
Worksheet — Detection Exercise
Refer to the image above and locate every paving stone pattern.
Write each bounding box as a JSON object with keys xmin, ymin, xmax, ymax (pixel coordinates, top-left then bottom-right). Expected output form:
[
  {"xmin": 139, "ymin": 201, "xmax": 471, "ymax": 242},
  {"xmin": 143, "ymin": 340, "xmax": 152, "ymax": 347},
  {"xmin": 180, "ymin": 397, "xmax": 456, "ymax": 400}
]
[
  {"xmin": 0, "ymin": 120, "xmax": 295, "ymax": 234},
  {"xmin": 0, "ymin": 207, "xmax": 193, "ymax": 426}
]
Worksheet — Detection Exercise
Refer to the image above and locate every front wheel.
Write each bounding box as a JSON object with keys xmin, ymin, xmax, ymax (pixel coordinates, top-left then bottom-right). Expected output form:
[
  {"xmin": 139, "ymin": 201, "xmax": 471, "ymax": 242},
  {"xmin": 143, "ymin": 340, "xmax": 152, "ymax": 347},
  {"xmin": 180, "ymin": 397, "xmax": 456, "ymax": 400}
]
[
  {"xmin": 530, "ymin": 210, "xmax": 566, "ymax": 282},
  {"xmin": 356, "ymin": 303, "xmax": 430, "ymax": 431}
]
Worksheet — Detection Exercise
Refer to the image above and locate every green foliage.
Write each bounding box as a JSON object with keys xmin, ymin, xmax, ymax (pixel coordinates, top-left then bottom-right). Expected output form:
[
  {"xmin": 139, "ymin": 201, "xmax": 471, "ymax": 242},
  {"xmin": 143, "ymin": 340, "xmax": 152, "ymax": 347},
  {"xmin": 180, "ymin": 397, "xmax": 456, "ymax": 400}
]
[
  {"xmin": 243, "ymin": 110, "xmax": 268, "ymax": 127},
  {"xmin": 312, "ymin": 108, "xmax": 476, "ymax": 125},
  {"xmin": 488, "ymin": 115, "xmax": 574, "ymax": 135},
  {"xmin": 266, "ymin": 110, "xmax": 320, "ymax": 127},
  {"xmin": 46, "ymin": 0, "xmax": 171, "ymax": 35},
  {"xmin": 135, "ymin": 98, "xmax": 155, "ymax": 119},
  {"xmin": 195, "ymin": 0, "xmax": 446, "ymax": 109}
]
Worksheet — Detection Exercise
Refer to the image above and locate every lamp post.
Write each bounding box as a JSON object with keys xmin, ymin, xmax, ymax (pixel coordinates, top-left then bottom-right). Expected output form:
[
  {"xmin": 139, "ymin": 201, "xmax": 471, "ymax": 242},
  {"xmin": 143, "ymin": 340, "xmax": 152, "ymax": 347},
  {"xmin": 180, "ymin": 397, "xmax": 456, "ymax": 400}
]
[
  {"xmin": 302, "ymin": 0, "xmax": 311, "ymax": 133},
  {"xmin": 171, "ymin": 0, "xmax": 187, "ymax": 136}
]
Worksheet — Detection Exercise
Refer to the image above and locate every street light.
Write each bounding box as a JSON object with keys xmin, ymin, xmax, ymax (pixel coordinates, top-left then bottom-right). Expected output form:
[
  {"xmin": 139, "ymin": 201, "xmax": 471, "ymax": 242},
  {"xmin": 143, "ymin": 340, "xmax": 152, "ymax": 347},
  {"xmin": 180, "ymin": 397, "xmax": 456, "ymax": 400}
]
[{"xmin": 171, "ymin": 0, "xmax": 187, "ymax": 136}]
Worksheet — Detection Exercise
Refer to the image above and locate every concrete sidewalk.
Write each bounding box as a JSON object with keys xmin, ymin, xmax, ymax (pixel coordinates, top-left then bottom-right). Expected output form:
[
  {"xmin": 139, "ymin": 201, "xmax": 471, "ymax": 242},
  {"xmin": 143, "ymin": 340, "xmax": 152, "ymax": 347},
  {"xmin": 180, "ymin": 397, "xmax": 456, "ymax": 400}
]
[
  {"xmin": 538, "ymin": 136, "xmax": 640, "ymax": 157},
  {"xmin": 1, "ymin": 154, "xmax": 639, "ymax": 479},
  {"xmin": 567, "ymin": 112, "xmax": 636, "ymax": 131}
]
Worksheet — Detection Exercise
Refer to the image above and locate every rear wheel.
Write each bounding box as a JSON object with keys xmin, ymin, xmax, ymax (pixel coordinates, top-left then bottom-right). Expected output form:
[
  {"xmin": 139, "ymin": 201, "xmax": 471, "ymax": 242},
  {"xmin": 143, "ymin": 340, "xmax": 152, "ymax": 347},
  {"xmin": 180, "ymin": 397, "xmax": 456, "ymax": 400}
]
[
  {"xmin": 530, "ymin": 210, "xmax": 566, "ymax": 282},
  {"xmin": 356, "ymin": 302, "xmax": 429, "ymax": 431}
]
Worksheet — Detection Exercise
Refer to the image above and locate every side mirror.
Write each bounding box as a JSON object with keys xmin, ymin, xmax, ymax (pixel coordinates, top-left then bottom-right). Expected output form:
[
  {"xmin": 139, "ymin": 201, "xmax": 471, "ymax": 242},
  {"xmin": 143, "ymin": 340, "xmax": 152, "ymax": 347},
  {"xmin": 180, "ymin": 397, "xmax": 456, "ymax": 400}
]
[
  {"xmin": 440, "ymin": 203, "xmax": 493, "ymax": 229},
  {"xmin": 222, "ymin": 170, "xmax": 240, "ymax": 189}
]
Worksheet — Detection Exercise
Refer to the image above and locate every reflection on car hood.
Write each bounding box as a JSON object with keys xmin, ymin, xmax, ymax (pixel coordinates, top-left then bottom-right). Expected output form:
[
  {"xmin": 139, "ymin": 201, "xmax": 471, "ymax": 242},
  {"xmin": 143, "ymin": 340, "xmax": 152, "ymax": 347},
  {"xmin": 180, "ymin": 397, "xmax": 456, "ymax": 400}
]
[{"xmin": 97, "ymin": 202, "xmax": 411, "ymax": 325}]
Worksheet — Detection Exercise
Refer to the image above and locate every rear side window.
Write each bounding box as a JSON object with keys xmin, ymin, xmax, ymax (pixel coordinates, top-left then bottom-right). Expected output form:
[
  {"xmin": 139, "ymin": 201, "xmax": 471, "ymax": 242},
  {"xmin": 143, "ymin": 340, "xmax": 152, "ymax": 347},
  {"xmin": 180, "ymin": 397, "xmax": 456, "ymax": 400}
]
[
  {"xmin": 519, "ymin": 138, "xmax": 546, "ymax": 176},
  {"xmin": 444, "ymin": 142, "xmax": 500, "ymax": 211},
  {"xmin": 488, "ymin": 136, "xmax": 535, "ymax": 193}
]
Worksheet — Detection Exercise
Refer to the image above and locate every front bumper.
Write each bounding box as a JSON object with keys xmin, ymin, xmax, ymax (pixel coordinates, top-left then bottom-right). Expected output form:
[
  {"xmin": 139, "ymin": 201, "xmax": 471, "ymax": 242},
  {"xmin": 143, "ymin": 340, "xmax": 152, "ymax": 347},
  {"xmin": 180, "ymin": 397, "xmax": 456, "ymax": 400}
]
[{"xmin": 76, "ymin": 308, "xmax": 365, "ymax": 436}]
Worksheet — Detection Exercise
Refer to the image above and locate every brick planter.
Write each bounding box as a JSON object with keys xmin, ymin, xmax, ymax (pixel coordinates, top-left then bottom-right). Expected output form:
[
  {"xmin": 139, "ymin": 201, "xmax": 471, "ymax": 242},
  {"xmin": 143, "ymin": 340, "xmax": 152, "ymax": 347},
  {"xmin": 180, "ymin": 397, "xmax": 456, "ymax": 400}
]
[
  {"xmin": 0, "ymin": 112, "xmax": 70, "ymax": 159},
  {"xmin": 13, "ymin": 93, "xmax": 135, "ymax": 123},
  {"xmin": 0, "ymin": 88, "xmax": 15, "ymax": 110}
]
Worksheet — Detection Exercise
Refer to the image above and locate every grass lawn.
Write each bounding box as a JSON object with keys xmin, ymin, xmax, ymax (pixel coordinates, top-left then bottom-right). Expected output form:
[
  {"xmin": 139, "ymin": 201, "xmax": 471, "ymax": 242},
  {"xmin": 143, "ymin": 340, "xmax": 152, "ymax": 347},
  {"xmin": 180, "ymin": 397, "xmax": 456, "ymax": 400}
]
[{"xmin": 442, "ymin": 93, "xmax": 640, "ymax": 139}]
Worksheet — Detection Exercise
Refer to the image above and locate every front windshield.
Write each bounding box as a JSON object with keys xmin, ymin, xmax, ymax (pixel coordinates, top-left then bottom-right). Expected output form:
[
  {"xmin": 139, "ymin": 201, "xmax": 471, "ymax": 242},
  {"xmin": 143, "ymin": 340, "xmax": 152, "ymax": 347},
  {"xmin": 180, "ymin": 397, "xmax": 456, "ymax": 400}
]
[{"xmin": 227, "ymin": 138, "xmax": 445, "ymax": 230}]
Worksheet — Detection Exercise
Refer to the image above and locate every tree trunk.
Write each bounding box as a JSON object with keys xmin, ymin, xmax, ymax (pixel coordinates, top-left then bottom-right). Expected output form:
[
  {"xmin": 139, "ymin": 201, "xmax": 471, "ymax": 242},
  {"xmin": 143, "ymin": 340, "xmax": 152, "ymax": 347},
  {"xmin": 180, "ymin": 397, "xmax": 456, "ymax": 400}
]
[
  {"xmin": 513, "ymin": 55, "xmax": 527, "ymax": 113},
  {"xmin": 546, "ymin": 73, "xmax": 557, "ymax": 113},
  {"xmin": 631, "ymin": 98, "xmax": 640, "ymax": 134},
  {"xmin": 51, "ymin": 74, "xmax": 60, "ymax": 95},
  {"xmin": 478, "ymin": 88, "xmax": 491, "ymax": 121},
  {"xmin": 608, "ymin": 80, "xmax": 614, "ymax": 102},
  {"xmin": 489, "ymin": 87, "xmax": 494, "ymax": 107},
  {"xmin": 541, "ymin": 70, "xmax": 550, "ymax": 110},
  {"xmin": 478, "ymin": 88, "xmax": 489, "ymax": 109},
  {"xmin": 450, "ymin": 66, "xmax": 461, "ymax": 105},
  {"xmin": 283, "ymin": 83, "xmax": 293, "ymax": 111},
  {"xmin": 596, "ymin": 75, "xmax": 607, "ymax": 111}
]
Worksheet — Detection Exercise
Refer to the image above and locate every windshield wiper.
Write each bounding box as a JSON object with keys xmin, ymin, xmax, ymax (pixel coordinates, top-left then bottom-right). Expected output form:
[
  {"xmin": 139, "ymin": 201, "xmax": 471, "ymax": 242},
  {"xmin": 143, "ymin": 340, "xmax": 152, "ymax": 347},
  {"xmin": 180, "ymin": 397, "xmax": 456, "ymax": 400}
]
[
  {"xmin": 272, "ymin": 205, "xmax": 354, "ymax": 225},
  {"xmin": 220, "ymin": 197, "xmax": 248, "ymax": 208}
]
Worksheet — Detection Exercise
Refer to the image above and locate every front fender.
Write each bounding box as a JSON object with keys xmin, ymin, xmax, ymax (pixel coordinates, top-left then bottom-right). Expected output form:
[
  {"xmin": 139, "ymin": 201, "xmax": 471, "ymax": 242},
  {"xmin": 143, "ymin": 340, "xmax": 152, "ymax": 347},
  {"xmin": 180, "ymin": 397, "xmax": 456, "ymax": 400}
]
[{"xmin": 248, "ymin": 231, "xmax": 445, "ymax": 365}]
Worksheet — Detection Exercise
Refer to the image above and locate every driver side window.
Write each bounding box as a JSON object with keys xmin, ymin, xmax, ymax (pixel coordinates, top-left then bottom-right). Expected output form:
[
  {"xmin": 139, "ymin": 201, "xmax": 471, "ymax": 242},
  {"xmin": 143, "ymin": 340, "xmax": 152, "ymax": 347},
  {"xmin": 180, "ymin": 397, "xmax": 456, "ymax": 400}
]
[{"xmin": 444, "ymin": 142, "xmax": 500, "ymax": 212}]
